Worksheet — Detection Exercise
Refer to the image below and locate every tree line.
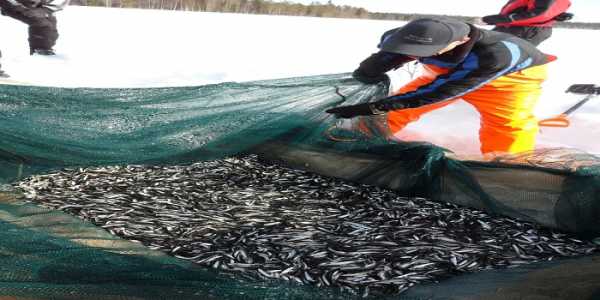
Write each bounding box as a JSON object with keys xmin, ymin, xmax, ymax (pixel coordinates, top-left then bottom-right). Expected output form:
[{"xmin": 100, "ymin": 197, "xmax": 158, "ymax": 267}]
[
  {"xmin": 70, "ymin": 0, "xmax": 369, "ymax": 18},
  {"xmin": 69, "ymin": 0, "xmax": 600, "ymax": 30}
]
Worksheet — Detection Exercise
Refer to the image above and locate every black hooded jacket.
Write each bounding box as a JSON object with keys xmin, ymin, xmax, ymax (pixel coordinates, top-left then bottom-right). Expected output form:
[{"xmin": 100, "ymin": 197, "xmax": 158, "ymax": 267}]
[{"xmin": 359, "ymin": 25, "xmax": 554, "ymax": 112}]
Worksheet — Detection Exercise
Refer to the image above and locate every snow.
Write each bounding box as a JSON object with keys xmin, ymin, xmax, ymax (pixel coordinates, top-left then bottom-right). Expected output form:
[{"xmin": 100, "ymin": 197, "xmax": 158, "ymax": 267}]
[
  {"xmin": 1, "ymin": 6, "xmax": 599, "ymax": 154},
  {"xmin": 2, "ymin": 6, "xmax": 399, "ymax": 87}
]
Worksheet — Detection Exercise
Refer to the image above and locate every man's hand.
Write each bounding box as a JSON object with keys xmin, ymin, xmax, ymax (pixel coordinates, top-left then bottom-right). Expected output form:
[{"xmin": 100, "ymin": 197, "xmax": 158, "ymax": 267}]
[
  {"xmin": 352, "ymin": 51, "xmax": 412, "ymax": 85},
  {"xmin": 554, "ymin": 12, "xmax": 574, "ymax": 22},
  {"xmin": 472, "ymin": 17, "xmax": 487, "ymax": 26},
  {"xmin": 326, "ymin": 103, "xmax": 375, "ymax": 119},
  {"xmin": 352, "ymin": 69, "xmax": 389, "ymax": 85},
  {"xmin": 481, "ymin": 14, "xmax": 512, "ymax": 25}
]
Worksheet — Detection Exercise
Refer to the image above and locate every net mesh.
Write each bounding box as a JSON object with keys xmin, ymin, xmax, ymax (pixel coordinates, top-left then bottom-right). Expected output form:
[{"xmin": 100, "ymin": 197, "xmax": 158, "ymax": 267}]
[{"xmin": 1, "ymin": 74, "xmax": 600, "ymax": 299}]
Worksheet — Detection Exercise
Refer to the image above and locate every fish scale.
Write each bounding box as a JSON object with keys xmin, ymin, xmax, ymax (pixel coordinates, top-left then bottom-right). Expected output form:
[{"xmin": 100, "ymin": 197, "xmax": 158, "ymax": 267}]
[{"xmin": 13, "ymin": 155, "xmax": 599, "ymax": 297}]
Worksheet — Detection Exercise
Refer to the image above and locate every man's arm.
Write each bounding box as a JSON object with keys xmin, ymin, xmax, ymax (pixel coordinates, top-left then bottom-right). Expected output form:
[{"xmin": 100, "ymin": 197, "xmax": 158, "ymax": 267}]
[
  {"xmin": 371, "ymin": 48, "xmax": 517, "ymax": 112},
  {"xmin": 353, "ymin": 51, "xmax": 414, "ymax": 84},
  {"xmin": 327, "ymin": 45, "xmax": 519, "ymax": 119},
  {"xmin": 482, "ymin": 0, "xmax": 526, "ymax": 25},
  {"xmin": 483, "ymin": 0, "xmax": 571, "ymax": 26},
  {"xmin": 0, "ymin": 0, "xmax": 33, "ymax": 23},
  {"xmin": 0, "ymin": 0, "xmax": 18, "ymax": 12}
]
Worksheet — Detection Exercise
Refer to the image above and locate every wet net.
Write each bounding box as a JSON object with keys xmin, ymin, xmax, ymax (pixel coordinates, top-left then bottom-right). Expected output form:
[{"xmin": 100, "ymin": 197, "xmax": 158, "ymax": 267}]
[{"xmin": 1, "ymin": 74, "xmax": 600, "ymax": 299}]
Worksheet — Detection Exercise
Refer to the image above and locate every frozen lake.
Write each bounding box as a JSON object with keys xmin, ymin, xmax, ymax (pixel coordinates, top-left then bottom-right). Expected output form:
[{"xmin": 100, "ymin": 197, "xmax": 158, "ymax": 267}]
[{"xmin": 1, "ymin": 6, "xmax": 598, "ymax": 154}]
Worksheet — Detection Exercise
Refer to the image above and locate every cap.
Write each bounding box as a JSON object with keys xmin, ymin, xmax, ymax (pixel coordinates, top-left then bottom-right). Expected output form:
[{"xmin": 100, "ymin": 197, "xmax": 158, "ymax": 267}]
[{"xmin": 379, "ymin": 18, "xmax": 470, "ymax": 57}]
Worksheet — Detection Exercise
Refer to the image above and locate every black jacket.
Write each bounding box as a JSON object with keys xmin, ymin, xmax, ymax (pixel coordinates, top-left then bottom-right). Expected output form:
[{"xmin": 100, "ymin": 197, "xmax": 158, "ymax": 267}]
[{"xmin": 359, "ymin": 25, "xmax": 554, "ymax": 112}]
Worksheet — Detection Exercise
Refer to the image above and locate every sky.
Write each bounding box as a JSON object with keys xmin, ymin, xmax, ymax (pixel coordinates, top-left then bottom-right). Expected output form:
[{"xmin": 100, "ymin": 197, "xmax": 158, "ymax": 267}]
[{"xmin": 283, "ymin": 0, "xmax": 600, "ymax": 23}]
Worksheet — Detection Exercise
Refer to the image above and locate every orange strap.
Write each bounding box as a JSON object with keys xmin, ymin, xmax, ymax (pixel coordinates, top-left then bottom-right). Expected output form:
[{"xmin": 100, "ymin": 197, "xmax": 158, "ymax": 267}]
[{"xmin": 538, "ymin": 114, "xmax": 570, "ymax": 128}]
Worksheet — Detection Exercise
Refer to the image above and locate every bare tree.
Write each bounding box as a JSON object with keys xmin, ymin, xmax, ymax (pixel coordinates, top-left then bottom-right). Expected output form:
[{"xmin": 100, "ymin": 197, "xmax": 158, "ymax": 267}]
[{"xmin": 68, "ymin": 0, "xmax": 599, "ymax": 29}]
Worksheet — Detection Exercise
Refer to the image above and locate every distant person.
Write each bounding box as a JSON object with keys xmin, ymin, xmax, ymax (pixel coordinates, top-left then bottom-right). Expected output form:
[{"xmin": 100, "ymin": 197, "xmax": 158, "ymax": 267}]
[
  {"xmin": 0, "ymin": 0, "xmax": 63, "ymax": 55},
  {"xmin": 0, "ymin": 50, "xmax": 7, "ymax": 78},
  {"xmin": 327, "ymin": 18, "xmax": 556, "ymax": 155},
  {"xmin": 480, "ymin": 0, "xmax": 573, "ymax": 46}
]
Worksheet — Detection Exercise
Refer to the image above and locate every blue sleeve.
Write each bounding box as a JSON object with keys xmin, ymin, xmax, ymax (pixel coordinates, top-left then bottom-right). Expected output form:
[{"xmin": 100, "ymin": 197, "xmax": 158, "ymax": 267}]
[{"xmin": 373, "ymin": 42, "xmax": 525, "ymax": 111}]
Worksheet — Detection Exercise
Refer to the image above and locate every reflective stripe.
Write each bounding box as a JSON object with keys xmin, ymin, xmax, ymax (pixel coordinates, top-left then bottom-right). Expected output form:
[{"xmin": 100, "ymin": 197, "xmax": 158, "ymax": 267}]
[
  {"xmin": 388, "ymin": 53, "xmax": 479, "ymax": 101},
  {"xmin": 514, "ymin": 57, "xmax": 533, "ymax": 71},
  {"xmin": 387, "ymin": 41, "xmax": 522, "ymax": 105},
  {"xmin": 449, "ymin": 41, "xmax": 522, "ymax": 98}
]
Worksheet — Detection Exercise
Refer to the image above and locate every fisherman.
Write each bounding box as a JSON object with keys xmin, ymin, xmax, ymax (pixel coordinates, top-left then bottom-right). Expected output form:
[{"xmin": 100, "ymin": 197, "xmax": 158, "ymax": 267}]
[
  {"xmin": 480, "ymin": 0, "xmax": 573, "ymax": 46},
  {"xmin": 327, "ymin": 17, "xmax": 555, "ymax": 155},
  {"xmin": 0, "ymin": 0, "xmax": 61, "ymax": 55}
]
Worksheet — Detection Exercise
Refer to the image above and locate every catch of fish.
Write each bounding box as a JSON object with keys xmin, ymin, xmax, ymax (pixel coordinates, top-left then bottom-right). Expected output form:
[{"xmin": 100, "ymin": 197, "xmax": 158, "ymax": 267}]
[{"xmin": 13, "ymin": 155, "xmax": 598, "ymax": 297}]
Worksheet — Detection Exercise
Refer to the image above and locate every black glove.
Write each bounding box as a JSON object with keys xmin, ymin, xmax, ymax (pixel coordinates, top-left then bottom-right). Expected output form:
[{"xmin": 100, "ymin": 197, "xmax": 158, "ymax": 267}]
[
  {"xmin": 554, "ymin": 12, "xmax": 574, "ymax": 22},
  {"xmin": 353, "ymin": 51, "xmax": 411, "ymax": 84},
  {"xmin": 326, "ymin": 103, "xmax": 375, "ymax": 119},
  {"xmin": 482, "ymin": 14, "xmax": 512, "ymax": 24},
  {"xmin": 352, "ymin": 68, "xmax": 389, "ymax": 85}
]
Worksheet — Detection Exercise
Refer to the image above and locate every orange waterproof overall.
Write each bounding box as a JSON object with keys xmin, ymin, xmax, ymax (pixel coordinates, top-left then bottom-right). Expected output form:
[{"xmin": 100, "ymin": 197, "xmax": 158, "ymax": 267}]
[{"xmin": 387, "ymin": 64, "xmax": 548, "ymax": 154}]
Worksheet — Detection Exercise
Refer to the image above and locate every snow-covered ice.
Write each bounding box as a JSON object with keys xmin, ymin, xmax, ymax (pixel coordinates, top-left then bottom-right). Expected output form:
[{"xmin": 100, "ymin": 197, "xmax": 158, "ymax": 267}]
[{"xmin": 1, "ymin": 6, "xmax": 399, "ymax": 87}]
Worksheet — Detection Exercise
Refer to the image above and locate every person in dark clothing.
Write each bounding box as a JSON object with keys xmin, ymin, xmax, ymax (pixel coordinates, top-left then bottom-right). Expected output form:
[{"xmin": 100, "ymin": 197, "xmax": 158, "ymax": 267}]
[
  {"xmin": 0, "ymin": 50, "xmax": 8, "ymax": 78},
  {"xmin": 327, "ymin": 18, "xmax": 556, "ymax": 154},
  {"xmin": 481, "ymin": 0, "xmax": 572, "ymax": 46},
  {"xmin": 0, "ymin": 0, "xmax": 62, "ymax": 55}
]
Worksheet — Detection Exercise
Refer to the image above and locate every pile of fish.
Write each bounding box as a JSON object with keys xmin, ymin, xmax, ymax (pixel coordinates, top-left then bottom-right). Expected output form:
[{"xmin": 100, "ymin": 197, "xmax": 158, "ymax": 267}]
[{"xmin": 14, "ymin": 155, "xmax": 598, "ymax": 296}]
